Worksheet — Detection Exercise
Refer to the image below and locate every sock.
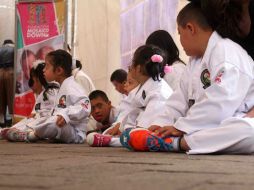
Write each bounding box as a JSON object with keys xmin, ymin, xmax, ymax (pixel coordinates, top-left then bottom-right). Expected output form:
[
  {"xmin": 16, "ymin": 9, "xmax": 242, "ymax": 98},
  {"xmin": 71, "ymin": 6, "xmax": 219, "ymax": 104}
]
[{"xmin": 109, "ymin": 137, "xmax": 122, "ymax": 147}]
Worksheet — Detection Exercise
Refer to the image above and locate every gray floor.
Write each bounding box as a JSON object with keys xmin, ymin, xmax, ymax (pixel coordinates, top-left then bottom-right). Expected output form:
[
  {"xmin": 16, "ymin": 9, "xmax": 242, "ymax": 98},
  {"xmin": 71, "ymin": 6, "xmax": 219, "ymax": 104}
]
[{"xmin": 0, "ymin": 141, "xmax": 254, "ymax": 190}]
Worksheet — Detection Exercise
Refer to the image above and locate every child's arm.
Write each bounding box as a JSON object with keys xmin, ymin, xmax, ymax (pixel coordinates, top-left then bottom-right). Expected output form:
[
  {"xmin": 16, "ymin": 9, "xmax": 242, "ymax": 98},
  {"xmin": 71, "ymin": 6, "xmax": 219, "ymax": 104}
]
[{"xmin": 55, "ymin": 95, "xmax": 91, "ymax": 125}]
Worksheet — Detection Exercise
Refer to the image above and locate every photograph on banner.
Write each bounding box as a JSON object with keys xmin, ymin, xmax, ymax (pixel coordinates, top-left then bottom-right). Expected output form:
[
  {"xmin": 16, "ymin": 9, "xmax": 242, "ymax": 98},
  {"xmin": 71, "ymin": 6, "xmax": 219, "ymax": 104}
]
[{"xmin": 14, "ymin": 35, "xmax": 64, "ymax": 118}]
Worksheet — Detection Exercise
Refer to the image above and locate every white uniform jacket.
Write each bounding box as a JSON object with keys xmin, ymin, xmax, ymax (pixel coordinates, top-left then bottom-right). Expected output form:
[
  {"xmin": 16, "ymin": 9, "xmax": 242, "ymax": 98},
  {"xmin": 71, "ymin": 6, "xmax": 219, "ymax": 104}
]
[
  {"xmin": 163, "ymin": 61, "xmax": 186, "ymax": 91},
  {"xmin": 153, "ymin": 31, "xmax": 254, "ymax": 134},
  {"xmin": 34, "ymin": 87, "xmax": 59, "ymax": 118},
  {"xmin": 72, "ymin": 68, "xmax": 96, "ymax": 96},
  {"xmin": 124, "ymin": 77, "xmax": 172, "ymax": 129},
  {"xmin": 52, "ymin": 76, "xmax": 91, "ymax": 139}
]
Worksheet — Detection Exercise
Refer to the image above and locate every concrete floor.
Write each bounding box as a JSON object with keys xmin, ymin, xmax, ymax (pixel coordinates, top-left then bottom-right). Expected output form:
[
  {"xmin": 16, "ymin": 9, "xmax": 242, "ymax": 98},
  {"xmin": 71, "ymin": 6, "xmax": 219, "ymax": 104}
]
[{"xmin": 0, "ymin": 141, "xmax": 254, "ymax": 190}]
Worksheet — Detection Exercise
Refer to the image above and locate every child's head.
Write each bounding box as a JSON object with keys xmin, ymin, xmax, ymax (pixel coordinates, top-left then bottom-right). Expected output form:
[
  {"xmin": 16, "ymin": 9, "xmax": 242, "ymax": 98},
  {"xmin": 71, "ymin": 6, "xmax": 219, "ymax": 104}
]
[
  {"xmin": 28, "ymin": 60, "xmax": 46, "ymax": 95},
  {"xmin": 89, "ymin": 90, "xmax": 112, "ymax": 124},
  {"xmin": 177, "ymin": 2, "xmax": 212, "ymax": 57},
  {"xmin": 146, "ymin": 30, "xmax": 183, "ymax": 66},
  {"xmin": 130, "ymin": 44, "xmax": 166, "ymax": 82},
  {"xmin": 21, "ymin": 49, "xmax": 36, "ymax": 80},
  {"xmin": 44, "ymin": 49, "xmax": 72, "ymax": 83},
  {"xmin": 124, "ymin": 72, "xmax": 139, "ymax": 94},
  {"xmin": 110, "ymin": 69, "xmax": 128, "ymax": 95}
]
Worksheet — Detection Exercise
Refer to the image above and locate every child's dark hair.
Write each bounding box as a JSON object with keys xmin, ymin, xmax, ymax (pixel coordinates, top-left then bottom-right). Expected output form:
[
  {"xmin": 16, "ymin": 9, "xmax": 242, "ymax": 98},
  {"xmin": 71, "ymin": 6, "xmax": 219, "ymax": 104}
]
[
  {"xmin": 89, "ymin": 90, "xmax": 109, "ymax": 102},
  {"xmin": 46, "ymin": 49, "xmax": 72, "ymax": 77},
  {"xmin": 200, "ymin": 0, "xmax": 243, "ymax": 41},
  {"xmin": 146, "ymin": 30, "xmax": 185, "ymax": 66},
  {"xmin": 28, "ymin": 61, "xmax": 59, "ymax": 101},
  {"xmin": 110, "ymin": 69, "xmax": 127, "ymax": 83},
  {"xmin": 132, "ymin": 45, "xmax": 166, "ymax": 81},
  {"xmin": 177, "ymin": 2, "xmax": 211, "ymax": 31},
  {"xmin": 72, "ymin": 59, "xmax": 82, "ymax": 70}
]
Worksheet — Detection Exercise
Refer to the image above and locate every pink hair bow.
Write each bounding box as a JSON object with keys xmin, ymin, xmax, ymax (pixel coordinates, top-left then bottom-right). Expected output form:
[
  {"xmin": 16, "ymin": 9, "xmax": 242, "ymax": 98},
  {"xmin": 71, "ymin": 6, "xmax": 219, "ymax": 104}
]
[
  {"xmin": 164, "ymin": 64, "xmax": 173, "ymax": 74},
  {"xmin": 151, "ymin": 54, "xmax": 163, "ymax": 63}
]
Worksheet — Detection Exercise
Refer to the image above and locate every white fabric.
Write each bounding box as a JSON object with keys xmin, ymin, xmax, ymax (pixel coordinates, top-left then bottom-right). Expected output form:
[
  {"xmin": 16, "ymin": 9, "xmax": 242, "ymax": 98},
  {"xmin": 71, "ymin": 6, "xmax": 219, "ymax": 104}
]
[
  {"xmin": 186, "ymin": 117, "xmax": 254, "ymax": 154},
  {"xmin": 153, "ymin": 32, "xmax": 254, "ymax": 134},
  {"xmin": 123, "ymin": 78, "xmax": 173, "ymax": 130},
  {"xmin": 72, "ymin": 68, "xmax": 96, "ymax": 96},
  {"xmin": 34, "ymin": 76, "xmax": 91, "ymax": 143},
  {"xmin": 11, "ymin": 88, "xmax": 58, "ymax": 131},
  {"xmin": 163, "ymin": 61, "xmax": 186, "ymax": 91}
]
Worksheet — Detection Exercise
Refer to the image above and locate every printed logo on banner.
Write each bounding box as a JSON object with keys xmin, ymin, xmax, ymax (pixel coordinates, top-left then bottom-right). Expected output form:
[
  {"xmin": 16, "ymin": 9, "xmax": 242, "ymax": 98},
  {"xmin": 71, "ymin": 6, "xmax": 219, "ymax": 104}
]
[{"xmin": 17, "ymin": 2, "xmax": 59, "ymax": 45}]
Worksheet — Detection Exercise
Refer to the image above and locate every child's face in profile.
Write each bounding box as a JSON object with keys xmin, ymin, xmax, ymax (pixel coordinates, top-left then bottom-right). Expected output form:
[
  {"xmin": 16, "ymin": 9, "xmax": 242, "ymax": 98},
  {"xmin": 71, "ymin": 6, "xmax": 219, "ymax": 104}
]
[
  {"xmin": 90, "ymin": 97, "xmax": 111, "ymax": 123},
  {"xmin": 30, "ymin": 76, "xmax": 43, "ymax": 95},
  {"xmin": 43, "ymin": 58, "xmax": 55, "ymax": 82},
  {"xmin": 112, "ymin": 80, "xmax": 127, "ymax": 95},
  {"xmin": 124, "ymin": 74, "xmax": 139, "ymax": 94},
  {"xmin": 178, "ymin": 24, "xmax": 195, "ymax": 56}
]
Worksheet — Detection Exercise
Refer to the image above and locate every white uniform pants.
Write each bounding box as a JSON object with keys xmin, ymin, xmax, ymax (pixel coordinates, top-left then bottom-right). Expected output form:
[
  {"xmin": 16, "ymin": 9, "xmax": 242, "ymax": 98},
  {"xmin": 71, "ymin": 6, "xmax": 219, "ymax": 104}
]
[
  {"xmin": 33, "ymin": 116, "xmax": 83, "ymax": 144},
  {"xmin": 185, "ymin": 117, "xmax": 254, "ymax": 154}
]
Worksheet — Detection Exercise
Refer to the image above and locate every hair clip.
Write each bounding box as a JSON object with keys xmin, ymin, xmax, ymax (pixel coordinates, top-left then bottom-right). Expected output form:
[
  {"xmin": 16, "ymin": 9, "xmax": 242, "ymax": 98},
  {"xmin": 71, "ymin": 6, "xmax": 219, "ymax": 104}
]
[
  {"xmin": 151, "ymin": 54, "xmax": 163, "ymax": 63},
  {"xmin": 164, "ymin": 64, "xmax": 173, "ymax": 74},
  {"xmin": 32, "ymin": 59, "xmax": 44, "ymax": 69}
]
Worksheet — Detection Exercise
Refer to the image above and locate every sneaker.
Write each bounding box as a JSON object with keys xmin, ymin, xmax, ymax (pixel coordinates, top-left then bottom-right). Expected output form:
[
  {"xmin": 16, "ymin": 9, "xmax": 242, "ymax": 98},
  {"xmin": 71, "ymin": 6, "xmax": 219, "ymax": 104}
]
[
  {"xmin": 6, "ymin": 129, "xmax": 38, "ymax": 142},
  {"xmin": 120, "ymin": 128, "xmax": 133, "ymax": 150},
  {"xmin": 86, "ymin": 132, "xmax": 112, "ymax": 147},
  {"xmin": 122, "ymin": 128, "xmax": 174, "ymax": 152},
  {"xmin": 0, "ymin": 128, "xmax": 10, "ymax": 140}
]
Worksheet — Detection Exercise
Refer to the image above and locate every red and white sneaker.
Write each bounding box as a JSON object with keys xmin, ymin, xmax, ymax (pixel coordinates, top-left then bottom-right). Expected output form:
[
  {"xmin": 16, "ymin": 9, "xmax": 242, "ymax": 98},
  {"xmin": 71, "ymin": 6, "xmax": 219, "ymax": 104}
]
[
  {"xmin": 6, "ymin": 128, "xmax": 38, "ymax": 142},
  {"xmin": 86, "ymin": 132, "xmax": 112, "ymax": 147},
  {"xmin": 0, "ymin": 128, "xmax": 10, "ymax": 140}
]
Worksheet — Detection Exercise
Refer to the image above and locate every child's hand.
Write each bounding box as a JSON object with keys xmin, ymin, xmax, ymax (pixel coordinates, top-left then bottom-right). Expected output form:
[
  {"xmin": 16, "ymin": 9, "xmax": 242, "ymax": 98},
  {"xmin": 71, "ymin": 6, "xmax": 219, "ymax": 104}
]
[
  {"xmin": 148, "ymin": 125, "xmax": 162, "ymax": 132},
  {"xmin": 105, "ymin": 123, "xmax": 121, "ymax": 136},
  {"xmin": 156, "ymin": 126, "xmax": 184, "ymax": 138},
  {"xmin": 245, "ymin": 107, "xmax": 254, "ymax": 118},
  {"xmin": 56, "ymin": 115, "xmax": 66, "ymax": 127}
]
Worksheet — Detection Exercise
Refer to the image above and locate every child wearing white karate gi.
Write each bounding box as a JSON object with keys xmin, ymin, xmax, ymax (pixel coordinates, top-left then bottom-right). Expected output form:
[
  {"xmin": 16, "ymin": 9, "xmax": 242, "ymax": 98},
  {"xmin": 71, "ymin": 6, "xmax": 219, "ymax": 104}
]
[
  {"xmin": 1, "ymin": 60, "xmax": 59, "ymax": 139},
  {"xmin": 7, "ymin": 50, "xmax": 91, "ymax": 143},
  {"xmin": 121, "ymin": 2, "xmax": 254, "ymax": 154}
]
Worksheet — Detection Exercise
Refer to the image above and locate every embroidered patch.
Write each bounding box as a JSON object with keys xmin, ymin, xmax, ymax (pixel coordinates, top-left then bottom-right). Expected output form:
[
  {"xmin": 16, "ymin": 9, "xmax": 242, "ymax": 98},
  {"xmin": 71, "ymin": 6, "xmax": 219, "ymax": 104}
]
[
  {"xmin": 142, "ymin": 90, "xmax": 146, "ymax": 100},
  {"xmin": 35, "ymin": 103, "xmax": 41, "ymax": 111},
  {"xmin": 214, "ymin": 70, "xmax": 224, "ymax": 84},
  {"xmin": 188, "ymin": 99, "xmax": 195, "ymax": 108},
  {"xmin": 58, "ymin": 95, "xmax": 66, "ymax": 108},
  {"xmin": 81, "ymin": 99, "xmax": 90, "ymax": 110},
  {"xmin": 200, "ymin": 69, "xmax": 211, "ymax": 89}
]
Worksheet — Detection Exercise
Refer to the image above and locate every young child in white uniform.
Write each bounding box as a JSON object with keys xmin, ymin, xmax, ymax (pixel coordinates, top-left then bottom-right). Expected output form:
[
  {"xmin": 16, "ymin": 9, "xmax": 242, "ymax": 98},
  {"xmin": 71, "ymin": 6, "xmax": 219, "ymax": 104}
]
[
  {"xmin": 146, "ymin": 30, "xmax": 186, "ymax": 91},
  {"xmin": 1, "ymin": 60, "xmax": 59, "ymax": 139},
  {"xmin": 7, "ymin": 50, "xmax": 91, "ymax": 143},
  {"xmin": 121, "ymin": 3, "xmax": 254, "ymax": 154}
]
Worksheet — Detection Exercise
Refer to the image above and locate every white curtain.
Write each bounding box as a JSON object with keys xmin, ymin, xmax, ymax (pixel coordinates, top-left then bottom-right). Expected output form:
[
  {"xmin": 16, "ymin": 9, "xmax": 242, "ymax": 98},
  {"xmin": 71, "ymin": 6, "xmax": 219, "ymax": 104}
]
[{"xmin": 75, "ymin": 0, "xmax": 121, "ymax": 105}]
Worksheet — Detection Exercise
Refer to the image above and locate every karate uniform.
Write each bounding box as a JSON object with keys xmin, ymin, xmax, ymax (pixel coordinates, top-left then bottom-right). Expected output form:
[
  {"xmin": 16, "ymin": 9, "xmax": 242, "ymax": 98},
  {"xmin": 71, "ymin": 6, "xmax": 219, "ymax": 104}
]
[
  {"xmin": 163, "ymin": 61, "xmax": 186, "ymax": 91},
  {"xmin": 153, "ymin": 32, "xmax": 254, "ymax": 154},
  {"xmin": 11, "ymin": 87, "xmax": 58, "ymax": 131},
  {"xmin": 34, "ymin": 76, "xmax": 91, "ymax": 143},
  {"xmin": 72, "ymin": 68, "xmax": 95, "ymax": 96},
  {"xmin": 123, "ymin": 77, "xmax": 172, "ymax": 130}
]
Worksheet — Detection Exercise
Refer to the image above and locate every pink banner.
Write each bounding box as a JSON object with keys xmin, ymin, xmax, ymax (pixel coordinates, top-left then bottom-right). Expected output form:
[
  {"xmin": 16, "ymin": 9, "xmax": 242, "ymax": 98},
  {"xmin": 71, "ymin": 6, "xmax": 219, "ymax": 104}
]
[{"xmin": 17, "ymin": 2, "xmax": 59, "ymax": 46}]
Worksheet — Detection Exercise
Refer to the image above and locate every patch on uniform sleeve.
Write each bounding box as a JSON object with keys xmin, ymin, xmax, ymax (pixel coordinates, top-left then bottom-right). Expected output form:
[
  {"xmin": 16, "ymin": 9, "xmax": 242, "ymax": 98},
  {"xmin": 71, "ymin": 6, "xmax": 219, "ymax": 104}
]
[
  {"xmin": 58, "ymin": 95, "xmax": 66, "ymax": 108},
  {"xmin": 35, "ymin": 103, "xmax": 41, "ymax": 111},
  {"xmin": 214, "ymin": 70, "xmax": 224, "ymax": 84},
  {"xmin": 200, "ymin": 69, "xmax": 211, "ymax": 89},
  {"xmin": 142, "ymin": 90, "xmax": 146, "ymax": 100},
  {"xmin": 81, "ymin": 99, "xmax": 90, "ymax": 110}
]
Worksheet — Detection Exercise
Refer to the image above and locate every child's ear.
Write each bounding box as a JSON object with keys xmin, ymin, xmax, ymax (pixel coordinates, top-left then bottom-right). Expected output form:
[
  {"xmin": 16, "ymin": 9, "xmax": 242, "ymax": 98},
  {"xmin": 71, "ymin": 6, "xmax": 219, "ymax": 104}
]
[
  {"xmin": 55, "ymin": 66, "xmax": 64, "ymax": 76},
  {"xmin": 186, "ymin": 22, "xmax": 195, "ymax": 35}
]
